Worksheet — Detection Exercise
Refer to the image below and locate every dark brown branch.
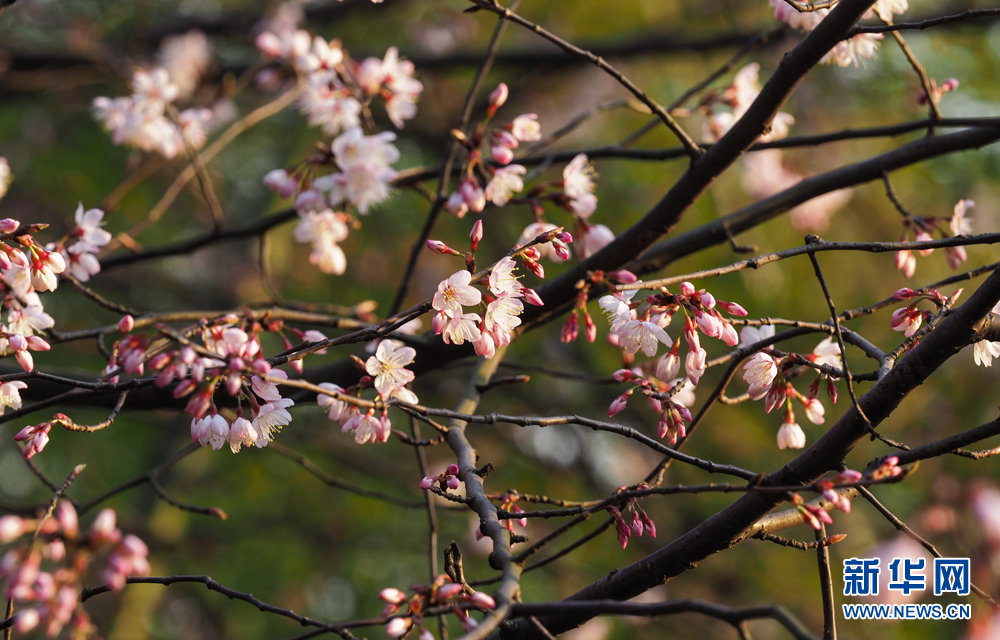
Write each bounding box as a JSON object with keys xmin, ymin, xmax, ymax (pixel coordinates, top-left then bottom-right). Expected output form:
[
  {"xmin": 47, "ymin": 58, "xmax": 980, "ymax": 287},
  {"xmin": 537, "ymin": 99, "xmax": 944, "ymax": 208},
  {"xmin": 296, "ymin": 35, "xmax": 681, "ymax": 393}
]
[
  {"xmin": 509, "ymin": 600, "xmax": 818, "ymax": 640},
  {"xmin": 630, "ymin": 125, "xmax": 1000, "ymax": 276},
  {"xmin": 815, "ymin": 524, "xmax": 837, "ymax": 640}
]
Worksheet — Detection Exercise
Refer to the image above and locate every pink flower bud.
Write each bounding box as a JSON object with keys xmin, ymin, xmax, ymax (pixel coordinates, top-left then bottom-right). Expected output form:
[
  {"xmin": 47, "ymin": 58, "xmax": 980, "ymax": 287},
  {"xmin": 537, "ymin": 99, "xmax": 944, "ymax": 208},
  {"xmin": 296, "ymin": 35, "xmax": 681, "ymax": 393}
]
[
  {"xmin": 628, "ymin": 510, "xmax": 642, "ymax": 537},
  {"xmin": 251, "ymin": 359, "xmax": 272, "ymax": 375},
  {"xmin": 226, "ymin": 372, "xmax": 243, "ymax": 396},
  {"xmin": 608, "ymin": 393, "xmax": 629, "ymax": 417},
  {"xmin": 612, "ymin": 369, "xmax": 632, "ymax": 382},
  {"xmin": 522, "ymin": 257, "xmax": 545, "ymax": 279},
  {"xmin": 490, "ymin": 144, "xmax": 514, "ymax": 165},
  {"xmin": 446, "ymin": 476, "xmax": 461, "ymax": 490},
  {"xmin": 378, "ymin": 587, "xmax": 406, "ymax": 604},
  {"xmin": 556, "ymin": 231, "xmax": 573, "ymax": 243},
  {"xmin": 468, "ymin": 592, "xmax": 497, "ymax": 610},
  {"xmin": 180, "ymin": 345, "xmax": 197, "ymax": 365},
  {"xmin": 25, "ymin": 336, "xmax": 49, "ymax": 351},
  {"xmin": 718, "ymin": 300, "xmax": 748, "ymax": 316},
  {"xmin": 680, "ymin": 282, "xmax": 696, "ymax": 296},
  {"xmin": 427, "ymin": 240, "xmax": 460, "ymax": 255},
  {"xmin": 437, "ymin": 582, "xmax": 464, "ymax": 600},
  {"xmin": 470, "ymin": 219, "xmax": 484, "ymax": 251},
  {"xmin": 386, "ymin": 617, "xmax": 412, "ymax": 638},
  {"xmin": 255, "ymin": 32, "xmax": 284, "ymax": 57},
  {"xmin": 606, "ymin": 273, "xmax": 637, "ymax": 289},
  {"xmin": 522, "ymin": 287, "xmax": 544, "ymax": 306},
  {"xmin": 118, "ymin": 315, "xmax": 135, "ymax": 333},
  {"xmin": 57, "ymin": 502, "xmax": 78, "ymax": 539},
  {"xmin": 8, "ymin": 334, "xmax": 27, "ymax": 351},
  {"xmin": 488, "ymin": 83, "xmax": 508, "ymax": 109},
  {"xmin": 0, "ymin": 219, "xmax": 19, "ymax": 234},
  {"xmin": 446, "ymin": 464, "xmax": 460, "ymax": 475},
  {"xmin": 15, "ymin": 350, "xmax": 33, "ymax": 373},
  {"xmin": 553, "ymin": 243, "xmax": 571, "ymax": 261},
  {"xmin": 419, "ymin": 477, "xmax": 435, "ymax": 490},
  {"xmin": 0, "ymin": 515, "xmax": 25, "ymax": 543},
  {"xmin": 91, "ymin": 508, "xmax": 117, "ymax": 538}
]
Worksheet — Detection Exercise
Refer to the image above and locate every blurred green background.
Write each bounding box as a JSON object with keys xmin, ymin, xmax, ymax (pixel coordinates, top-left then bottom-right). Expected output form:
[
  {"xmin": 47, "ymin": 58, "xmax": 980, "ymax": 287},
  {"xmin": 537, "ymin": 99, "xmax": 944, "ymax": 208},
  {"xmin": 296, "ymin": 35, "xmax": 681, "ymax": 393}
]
[{"xmin": 1, "ymin": 0, "xmax": 1000, "ymax": 638}]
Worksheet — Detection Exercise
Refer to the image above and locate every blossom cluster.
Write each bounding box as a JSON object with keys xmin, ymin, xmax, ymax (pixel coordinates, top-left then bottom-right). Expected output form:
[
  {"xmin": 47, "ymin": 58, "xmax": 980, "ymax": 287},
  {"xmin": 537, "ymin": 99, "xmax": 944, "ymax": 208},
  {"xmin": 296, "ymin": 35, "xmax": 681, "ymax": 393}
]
[
  {"xmin": 768, "ymin": 0, "xmax": 908, "ymax": 68},
  {"xmin": 445, "ymin": 83, "xmax": 614, "ymax": 264},
  {"xmin": 257, "ymin": 28, "xmax": 422, "ymax": 133},
  {"xmin": 741, "ymin": 328, "xmax": 841, "ymax": 450},
  {"xmin": 265, "ymin": 126, "xmax": 402, "ymax": 275},
  {"xmin": 1, "ymin": 504, "xmax": 149, "ymax": 637},
  {"xmin": 894, "ymin": 199, "xmax": 973, "ymax": 278},
  {"xmin": 420, "ymin": 464, "xmax": 462, "ymax": 491},
  {"xmin": 792, "ymin": 459, "xmax": 902, "ymax": 530},
  {"xmin": 705, "ymin": 63, "xmax": 850, "ymax": 233},
  {"xmin": 377, "ymin": 575, "xmax": 496, "ymax": 638},
  {"xmin": 607, "ymin": 484, "xmax": 657, "ymax": 549},
  {"xmin": 428, "ymin": 222, "xmax": 554, "ymax": 359},
  {"xmin": 12, "ymin": 313, "xmax": 322, "ymax": 459},
  {"xmin": 0, "ymin": 190, "xmax": 117, "ymax": 456},
  {"xmin": 601, "ymin": 280, "xmax": 746, "ymax": 380},
  {"xmin": 313, "ymin": 338, "xmax": 419, "ymax": 445},
  {"xmin": 93, "ymin": 65, "xmax": 215, "ymax": 159}
]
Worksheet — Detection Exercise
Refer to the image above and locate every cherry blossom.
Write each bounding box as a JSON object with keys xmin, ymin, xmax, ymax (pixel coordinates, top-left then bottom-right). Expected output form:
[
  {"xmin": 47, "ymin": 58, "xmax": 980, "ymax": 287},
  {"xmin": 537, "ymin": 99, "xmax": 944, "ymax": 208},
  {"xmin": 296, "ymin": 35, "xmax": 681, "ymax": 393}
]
[
  {"xmin": 252, "ymin": 398, "xmax": 295, "ymax": 446},
  {"xmin": 740, "ymin": 324, "xmax": 775, "ymax": 345},
  {"xmin": 433, "ymin": 269, "xmax": 482, "ymax": 316},
  {"xmin": 484, "ymin": 294, "xmax": 523, "ymax": 347},
  {"xmin": 158, "ymin": 30, "xmax": 212, "ymax": 100},
  {"xmin": 317, "ymin": 382, "xmax": 355, "ymax": 423},
  {"xmin": 951, "ymin": 199, "xmax": 974, "ymax": 236},
  {"xmin": 294, "ymin": 210, "xmax": 349, "ymax": 275},
  {"xmin": 0, "ymin": 380, "xmax": 27, "ymax": 414},
  {"xmin": 439, "ymin": 312, "xmax": 482, "ymax": 346},
  {"xmin": 228, "ymin": 416, "xmax": 258, "ymax": 453},
  {"xmin": 488, "ymin": 256, "xmax": 522, "ymax": 297},
  {"xmin": 485, "ymin": 164, "xmax": 526, "ymax": 206},
  {"xmin": 562, "ymin": 154, "xmax": 598, "ymax": 217},
  {"xmin": 618, "ymin": 318, "xmax": 673, "ymax": 357},
  {"xmin": 576, "ymin": 223, "xmax": 615, "ymax": 259},
  {"xmin": 890, "ymin": 306, "xmax": 923, "ymax": 337},
  {"xmin": 511, "ymin": 114, "xmax": 541, "ymax": 141},
  {"xmin": 743, "ymin": 352, "xmax": 778, "ymax": 400},
  {"xmin": 365, "ymin": 340, "xmax": 417, "ymax": 401},
  {"xmin": 777, "ymin": 416, "xmax": 806, "ymax": 450}
]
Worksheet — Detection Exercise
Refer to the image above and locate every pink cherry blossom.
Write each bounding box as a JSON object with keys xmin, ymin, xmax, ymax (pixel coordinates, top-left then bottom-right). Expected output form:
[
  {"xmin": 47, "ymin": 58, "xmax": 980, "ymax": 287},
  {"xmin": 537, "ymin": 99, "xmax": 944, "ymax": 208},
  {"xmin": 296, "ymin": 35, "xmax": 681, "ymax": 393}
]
[
  {"xmin": 743, "ymin": 352, "xmax": 777, "ymax": 400},
  {"xmin": 365, "ymin": 340, "xmax": 417, "ymax": 400},
  {"xmin": 432, "ymin": 269, "xmax": 482, "ymax": 316},
  {"xmin": 485, "ymin": 165, "xmax": 525, "ymax": 206},
  {"xmin": 511, "ymin": 114, "xmax": 541, "ymax": 141},
  {"xmin": 777, "ymin": 418, "xmax": 806, "ymax": 450}
]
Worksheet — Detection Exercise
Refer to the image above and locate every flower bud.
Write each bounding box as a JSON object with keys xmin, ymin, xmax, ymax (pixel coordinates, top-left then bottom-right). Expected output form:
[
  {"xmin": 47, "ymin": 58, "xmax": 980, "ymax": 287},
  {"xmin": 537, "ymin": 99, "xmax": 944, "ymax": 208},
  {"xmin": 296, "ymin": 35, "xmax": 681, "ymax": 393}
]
[
  {"xmin": 386, "ymin": 617, "xmax": 412, "ymax": 638},
  {"xmin": 470, "ymin": 220, "xmax": 484, "ymax": 251},
  {"xmin": 118, "ymin": 315, "xmax": 135, "ymax": 334},
  {"xmin": 488, "ymin": 83, "xmax": 508, "ymax": 110},
  {"xmin": 436, "ymin": 582, "xmax": 464, "ymax": 600},
  {"xmin": 446, "ymin": 464, "xmax": 460, "ymax": 475},
  {"xmin": 468, "ymin": 591, "xmax": 497, "ymax": 610},
  {"xmin": 522, "ymin": 288, "xmax": 544, "ymax": 306}
]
